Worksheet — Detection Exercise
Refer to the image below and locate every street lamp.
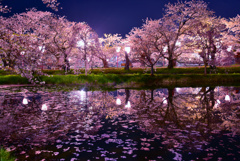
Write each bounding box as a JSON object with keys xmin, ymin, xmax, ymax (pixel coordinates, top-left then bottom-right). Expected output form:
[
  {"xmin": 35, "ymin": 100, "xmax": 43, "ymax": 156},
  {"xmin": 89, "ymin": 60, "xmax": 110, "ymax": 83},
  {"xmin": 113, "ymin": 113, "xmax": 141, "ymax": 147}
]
[
  {"xmin": 77, "ymin": 40, "xmax": 88, "ymax": 76},
  {"xmin": 20, "ymin": 51, "xmax": 25, "ymax": 67},
  {"xmin": 124, "ymin": 46, "xmax": 131, "ymax": 70},
  {"xmin": 125, "ymin": 47, "xmax": 130, "ymax": 54},
  {"xmin": 39, "ymin": 46, "xmax": 45, "ymax": 70},
  {"xmin": 163, "ymin": 97, "xmax": 167, "ymax": 104},
  {"xmin": 116, "ymin": 47, "xmax": 121, "ymax": 68}
]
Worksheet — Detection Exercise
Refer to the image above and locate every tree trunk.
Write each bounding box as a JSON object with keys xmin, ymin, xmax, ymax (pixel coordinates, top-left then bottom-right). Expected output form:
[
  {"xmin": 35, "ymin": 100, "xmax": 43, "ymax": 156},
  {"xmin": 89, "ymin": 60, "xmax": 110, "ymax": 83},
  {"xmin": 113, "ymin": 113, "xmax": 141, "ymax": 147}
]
[
  {"xmin": 102, "ymin": 59, "xmax": 109, "ymax": 68},
  {"xmin": 150, "ymin": 65, "xmax": 154, "ymax": 76},
  {"xmin": 168, "ymin": 53, "xmax": 175, "ymax": 69},
  {"xmin": 85, "ymin": 59, "xmax": 88, "ymax": 76},
  {"xmin": 64, "ymin": 55, "xmax": 70, "ymax": 72},
  {"xmin": 125, "ymin": 52, "xmax": 130, "ymax": 70},
  {"xmin": 1, "ymin": 58, "xmax": 8, "ymax": 67}
]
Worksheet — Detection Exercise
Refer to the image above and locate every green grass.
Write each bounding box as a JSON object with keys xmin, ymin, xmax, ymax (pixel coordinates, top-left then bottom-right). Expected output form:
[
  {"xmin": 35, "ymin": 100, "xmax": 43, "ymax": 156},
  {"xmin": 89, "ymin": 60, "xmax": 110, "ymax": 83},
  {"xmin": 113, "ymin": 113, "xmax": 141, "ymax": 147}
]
[
  {"xmin": 0, "ymin": 75, "xmax": 29, "ymax": 84},
  {"xmin": 1, "ymin": 66, "xmax": 240, "ymax": 75},
  {"xmin": 0, "ymin": 66, "xmax": 240, "ymax": 87},
  {"xmin": 0, "ymin": 148, "xmax": 15, "ymax": 161},
  {"xmin": 39, "ymin": 73, "xmax": 240, "ymax": 88},
  {"xmin": 41, "ymin": 66, "xmax": 240, "ymax": 75}
]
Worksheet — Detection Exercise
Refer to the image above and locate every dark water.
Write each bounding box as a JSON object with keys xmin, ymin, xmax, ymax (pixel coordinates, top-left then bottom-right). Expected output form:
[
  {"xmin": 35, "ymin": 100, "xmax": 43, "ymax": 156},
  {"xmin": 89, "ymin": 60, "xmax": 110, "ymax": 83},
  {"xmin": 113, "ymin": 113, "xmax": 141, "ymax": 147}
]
[{"xmin": 0, "ymin": 85, "xmax": 240, "ymax": 161}]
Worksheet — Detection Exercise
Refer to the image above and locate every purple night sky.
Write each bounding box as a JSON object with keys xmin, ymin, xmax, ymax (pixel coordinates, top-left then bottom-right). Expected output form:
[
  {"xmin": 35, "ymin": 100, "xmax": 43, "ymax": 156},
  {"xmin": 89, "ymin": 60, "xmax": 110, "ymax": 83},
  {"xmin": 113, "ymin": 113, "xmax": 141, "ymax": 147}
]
[{"xmin": 1, "ymin": 0, "xmax": 240, "ymax": 37}]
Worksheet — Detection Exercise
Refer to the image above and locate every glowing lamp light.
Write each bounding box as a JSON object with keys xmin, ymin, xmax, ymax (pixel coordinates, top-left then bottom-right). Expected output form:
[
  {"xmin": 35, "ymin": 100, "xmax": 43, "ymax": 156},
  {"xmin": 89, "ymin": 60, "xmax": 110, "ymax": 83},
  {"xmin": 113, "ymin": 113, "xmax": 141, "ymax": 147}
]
[
  {"xmin": 163, "ymin": 97, "xmax": 167, "ymax": 104},
  {"xmin": 77, "ymin": 40, "xmax": 85, "ymax": 48},
  {"xmin": 20, "ymin": 51, "xmax": 25, "ymax": 55},
  {"xmin": 225, "ymin": 95, "xmax": 230, "ymax": 102},
  {"xmin": 176, "ymin": 41, "xmax": 181, "ymax": 46},
  {"xmin": 125, "ymin": 47, "xmax": 131, "ymax": 54},
  {"xmin": 116, "ymin": 47, "xmax": 121, "ymax": 53},
  {"xmin": 163, "ymin": 46, "xmax": 168, "ymax": 52},
  {"xmin": 41, "ymin": 104, "xmax": 48, "ymax": 111},
  {"xmin": 116, "ymin": 98, "xmax": 121, "ymax": 105},
  {"xmin": 176, "ymin": 88, "xmax": 181, "ymax": 93},
  {"xmin": 125, "ymin": 101, "xmax": 131, "ymax": 108},
  {"xmin": 22, "ymin": 98, "xmax": 28, "ymax": 105},
  {"xmin": 39, "ymin": 46, "xmax": 45, "ymax": 52},
  {"xmin": 227, "ymin": 46, "xmax": 232, "ymax": 52}
]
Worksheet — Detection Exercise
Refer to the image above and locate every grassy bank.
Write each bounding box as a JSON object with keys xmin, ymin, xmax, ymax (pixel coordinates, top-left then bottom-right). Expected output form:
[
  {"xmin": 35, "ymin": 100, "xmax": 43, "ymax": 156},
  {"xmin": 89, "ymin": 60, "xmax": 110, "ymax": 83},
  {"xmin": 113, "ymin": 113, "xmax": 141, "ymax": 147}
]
[
  {"xmin": 1, "ymin": 73, "xmax": 239, "ymax": 88},
  {"xmin": 39, "ymin": 66, "xmax": 240, "ymax": 75},
  {"xmin": 0, "ymin": 66, "xmax": 240, "ymax": 87},
  {"xmin": 1, "ymin": 66, "xmax": 240, "ymax": 75},
  {"xmin": 42, "ymin": 74, "xmax": 240, "ymax": 87}
]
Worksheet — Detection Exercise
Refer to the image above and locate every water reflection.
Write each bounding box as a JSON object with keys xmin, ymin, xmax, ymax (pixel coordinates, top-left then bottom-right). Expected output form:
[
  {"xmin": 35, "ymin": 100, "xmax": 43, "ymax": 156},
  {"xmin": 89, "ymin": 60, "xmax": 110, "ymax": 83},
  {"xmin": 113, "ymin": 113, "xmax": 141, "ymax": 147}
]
[{"xmin": 0, "ymin": 86, "xmax": 240, "ymax": 160}]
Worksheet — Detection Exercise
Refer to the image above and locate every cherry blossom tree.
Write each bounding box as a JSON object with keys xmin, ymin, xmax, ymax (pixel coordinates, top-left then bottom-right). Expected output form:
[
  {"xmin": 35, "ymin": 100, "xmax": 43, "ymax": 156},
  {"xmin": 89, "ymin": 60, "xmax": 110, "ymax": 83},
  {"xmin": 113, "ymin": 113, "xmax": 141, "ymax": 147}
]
[
  {"xmin": 0, "ymin": 10, "xmax": 54, "ymax": 83},
  {"xmin": 0, "ymin": 0, "xmax": 60, "ymax": 13},
  {"xmin": 43, "ymin": 15, "xmax": 75, "ymax": 72},
  {"xmin": 0, "ymin": 16, "xmax": 17, "ymax": 69},
  {"xmin": 71, "ymin": 22, "xmax": 100, "ymax": 75},
  {"xmin": 127, "ymin": 19, "xmax": 164, "ymax": 75},
  {"xmin": 156, "ymin": 0, "xmax": 213, "ymax": 69},
  {"xmin": 227, "ymin": 15, "xmax": 240, "ymax": 46},
  {"xmin": 185, "ymin": 16, "xmax": 229, "ymax": 74},
  {"xmin": 98, "ymin": 34, "xmax": 122, "ymax": 68},
  {"xmin": 227, "ymin": 15, "xmax": 240, "ymax": 63}
]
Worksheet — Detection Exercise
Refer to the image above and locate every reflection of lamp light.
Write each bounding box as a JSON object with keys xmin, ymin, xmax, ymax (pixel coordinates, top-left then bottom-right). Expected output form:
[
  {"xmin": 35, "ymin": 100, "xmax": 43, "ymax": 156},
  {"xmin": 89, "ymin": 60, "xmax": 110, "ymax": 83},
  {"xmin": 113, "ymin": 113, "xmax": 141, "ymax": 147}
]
[
  {"xmin": 214, "ymin": 99, "xmax": 221, "ymax": 109},
  {"xmin": 116, "ymin": 98, "xmax": 121, "ymax": 105},
  {"xmin": 80, "ymin": 90, "xmax": 87, "ymax": 102},
  {"xmin": 125, "ymin": 101, "xmax": 131, "ymax": 108},
  {"xmin": 23, "ymin": 98, "xmax": 28, "ymax": 105},
  {"xmin": 225, "ymin": 95, "xmax": 230, "ymax": 102},
  {"xmin": 41, "ymin": 104, "xmax": 48, "ymax": 111}
]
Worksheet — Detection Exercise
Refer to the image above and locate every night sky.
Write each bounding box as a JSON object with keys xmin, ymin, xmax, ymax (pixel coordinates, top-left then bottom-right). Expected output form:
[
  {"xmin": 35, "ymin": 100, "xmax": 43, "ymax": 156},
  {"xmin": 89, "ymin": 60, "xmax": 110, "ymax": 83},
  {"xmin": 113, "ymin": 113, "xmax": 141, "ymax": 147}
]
[{"xmin": 1, "ymin": 0, "xmax": 240, "ymax": 37}]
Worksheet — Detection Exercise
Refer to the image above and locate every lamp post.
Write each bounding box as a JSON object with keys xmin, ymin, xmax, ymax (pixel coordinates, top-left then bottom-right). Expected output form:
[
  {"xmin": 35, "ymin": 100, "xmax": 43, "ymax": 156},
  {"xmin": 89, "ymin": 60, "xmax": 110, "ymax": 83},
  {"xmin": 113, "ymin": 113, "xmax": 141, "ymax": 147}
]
[
  {"xmin": 39, "ymin": 46, "xmax": 45, "ymax": 71},
  {"xmin": 20, "ymin": 51, "xmax": 25, "ymax": 68},
  {"xmin": 124, "ymin": 47, "xmax": 131, "ymax": 70},
  {"xmin": 116, "ymin": 47, "xmax": 121, "ymax": 68},
  {"xmin": 77, "ymin": 40, "xmax": 88, "ymax": 76}
]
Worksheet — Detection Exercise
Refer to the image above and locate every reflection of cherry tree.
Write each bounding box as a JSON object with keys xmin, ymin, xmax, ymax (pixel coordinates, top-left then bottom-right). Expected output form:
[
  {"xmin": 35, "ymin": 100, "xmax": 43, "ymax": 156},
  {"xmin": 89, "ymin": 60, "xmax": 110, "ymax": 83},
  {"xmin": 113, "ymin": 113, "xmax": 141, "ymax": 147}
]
[
  {"xmin": 125, "ymin": 87, "xmax": 240, "ymax": 154},
  {"xmin": 1, "ymin": 86, "xmax": 240, "ymax": 160}
]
